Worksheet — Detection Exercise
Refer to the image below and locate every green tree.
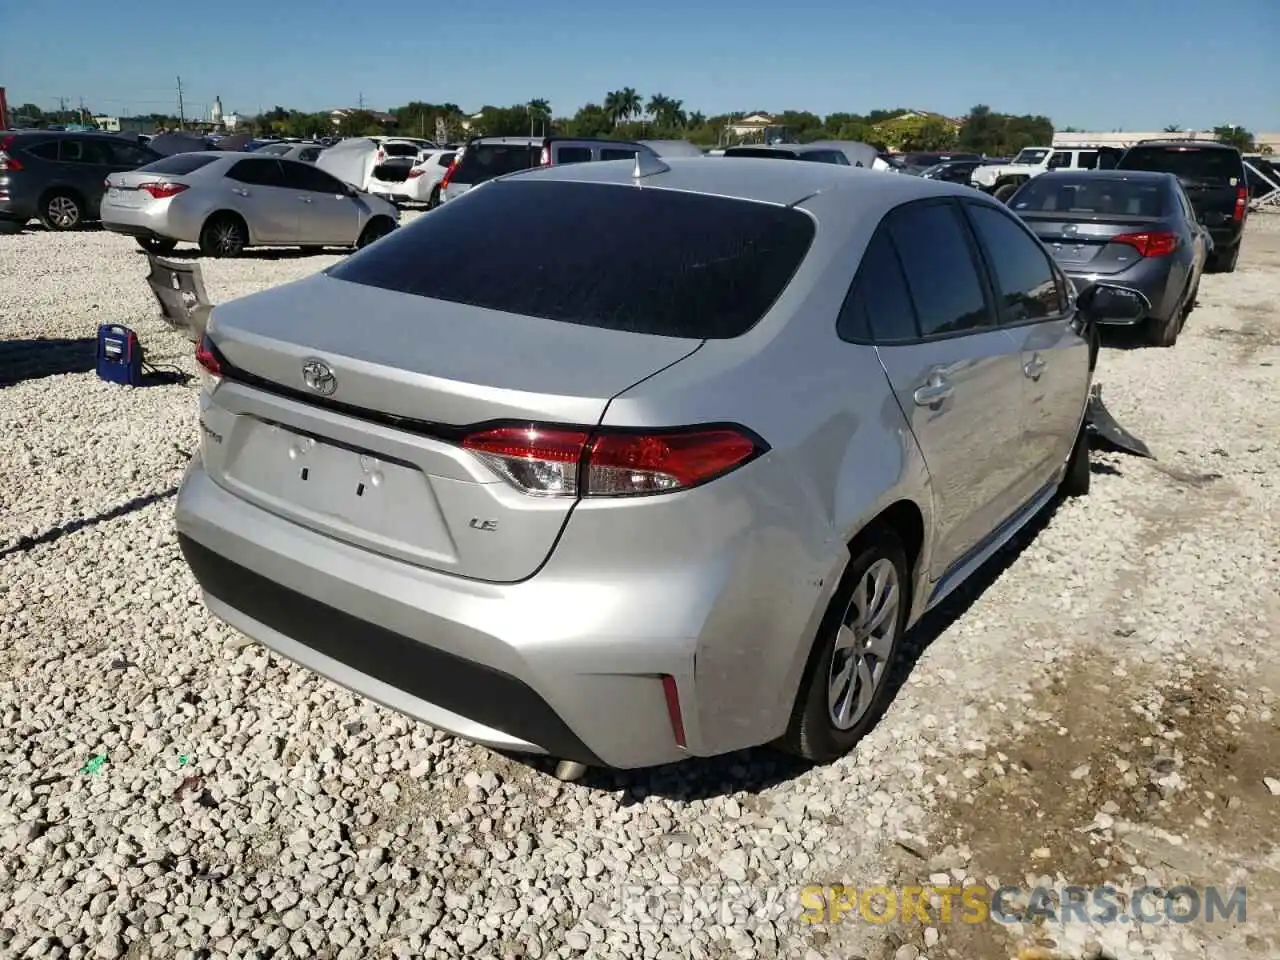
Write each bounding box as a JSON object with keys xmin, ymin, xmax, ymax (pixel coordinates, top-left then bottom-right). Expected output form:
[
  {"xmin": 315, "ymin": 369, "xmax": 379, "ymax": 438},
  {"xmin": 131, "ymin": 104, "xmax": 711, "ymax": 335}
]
[
  {"xmin": 527, "ymin": 98, "xmax": 551, "ymax": 137},
  {"xmin": 566, "ymin": 103, "xmax": 614, "ymax": 138},
  {"xmin": 1213, "ymin": 124, "xmax": 1254, "ymax": 152}
]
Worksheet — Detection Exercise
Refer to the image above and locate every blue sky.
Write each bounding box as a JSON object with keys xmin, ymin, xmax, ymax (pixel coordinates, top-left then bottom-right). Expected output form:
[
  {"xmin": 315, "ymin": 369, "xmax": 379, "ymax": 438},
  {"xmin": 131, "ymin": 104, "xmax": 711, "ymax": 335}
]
[{"xmin": 4, "ymin": 0, "xmax": 1277, "ymax": 131}]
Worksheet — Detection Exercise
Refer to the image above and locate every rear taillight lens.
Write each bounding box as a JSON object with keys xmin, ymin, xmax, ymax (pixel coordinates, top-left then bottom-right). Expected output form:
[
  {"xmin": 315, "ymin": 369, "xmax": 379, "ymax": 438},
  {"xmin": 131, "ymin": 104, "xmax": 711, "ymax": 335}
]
[
  {"xmin": 539, "ymin": 145, "xmax": 551, "ymax": 166},
  {"xmin": 1113, "ymin": 230, "xmax": 1178, "ymax": 257},
  {"xmin": 0, "ymin": 137, "xmax": 21, "ymax": 173},
  {"xmin": 139, "ymin": 181, "xmax": 188, "ymax": 199},
  {"xmin": 1234, "ymin": 185, "xmax": 1247, "ymax": 222},
  {"xmin": 375, "ymin": 150, "xmax": 385, "ymax": 163},
  {"xmin": 439, "ymin": 159, "xmax": 458, "ymax": 188},
  {"xmin": 461, "ymin": 424, "xmax": 765, "ymax": 498},
  {"xmin": 407, "ymin": 168, "xmax": 424, "ymax": 179},
  {"xmin": 195, "ymin": 335, "xmax": 222, "ymax": 391}
]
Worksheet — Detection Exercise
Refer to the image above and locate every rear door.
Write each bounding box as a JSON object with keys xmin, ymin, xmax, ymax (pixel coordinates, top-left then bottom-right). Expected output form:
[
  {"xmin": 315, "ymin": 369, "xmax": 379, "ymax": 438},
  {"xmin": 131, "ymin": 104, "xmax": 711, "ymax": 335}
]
[
  {"xmin": 282, "ymin": 160, "xmax": 358, "ymax": 244},
  {"xmin": 1117, "ymin": 145, "xmax": 1246, "ymax": 236},
  {"xmin": 963, "ymin": 200, "xmax": 1089, "ymax": 498},
  {"xmin": 225, "ymin": 158, "xmax": 296, "ymax": 242},
  {"xmin": 59, "ymin": 137, "xmax": 116, "ymax": 214},
  {"xmin": 860, "ymin": 200, "xmax": 1027, "ymax": 579}
]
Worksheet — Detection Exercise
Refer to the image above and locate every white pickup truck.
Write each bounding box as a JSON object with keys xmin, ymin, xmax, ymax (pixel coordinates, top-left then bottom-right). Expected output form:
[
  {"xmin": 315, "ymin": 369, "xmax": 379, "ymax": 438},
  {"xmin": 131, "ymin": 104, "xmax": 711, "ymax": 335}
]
[{"xmin": 971, "ymin": 145, "xmax": 1126, "ymax": 201}]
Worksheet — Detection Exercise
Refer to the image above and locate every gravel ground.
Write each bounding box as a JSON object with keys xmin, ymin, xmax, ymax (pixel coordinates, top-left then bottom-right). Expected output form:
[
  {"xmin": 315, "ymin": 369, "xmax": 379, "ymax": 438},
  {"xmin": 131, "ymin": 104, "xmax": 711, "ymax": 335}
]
[{"xmin": 1, "ymin": 214, "xmax": 1277, "ymax": 960}]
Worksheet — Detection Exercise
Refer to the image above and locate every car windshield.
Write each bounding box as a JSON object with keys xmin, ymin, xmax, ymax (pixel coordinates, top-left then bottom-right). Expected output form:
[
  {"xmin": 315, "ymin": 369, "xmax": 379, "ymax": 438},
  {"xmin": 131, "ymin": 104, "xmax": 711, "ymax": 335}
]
[
  {"xmin": 1011, "ymin": 177, "xmax": 1168, "ymax": 217},
  {"xmin": 1117, "ymin": 146, "xmax": 1242, "ymax": 185},
  {"xmin": 327, "ymin": 179, "xmax": 816, "ymax": 339},
  {"xmin": 1012, "ymin": 149, "xmax": 1049, "ymax": 165}
]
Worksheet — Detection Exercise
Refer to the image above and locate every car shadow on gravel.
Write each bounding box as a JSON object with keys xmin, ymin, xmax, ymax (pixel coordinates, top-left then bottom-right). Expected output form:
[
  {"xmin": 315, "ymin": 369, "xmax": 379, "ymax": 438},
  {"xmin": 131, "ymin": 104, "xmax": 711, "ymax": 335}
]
[
  {"xmin": 0, "ymin": 486, "xmax": 179, "ymax": 559},
  {"xmin": 0, "ymin": 337, "xmax": 97, "ymax": 387},
  {"xmin": 505, "ymin": 498, "xmax": 1067, "ymax": 801}
]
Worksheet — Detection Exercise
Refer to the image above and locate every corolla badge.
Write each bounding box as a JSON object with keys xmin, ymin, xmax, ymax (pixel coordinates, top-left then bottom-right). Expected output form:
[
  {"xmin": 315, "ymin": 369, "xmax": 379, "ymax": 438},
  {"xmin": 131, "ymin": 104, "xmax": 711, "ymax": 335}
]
[{"xmin": 302, "ymin": 359, "xmax": 337, "ymax": 395}]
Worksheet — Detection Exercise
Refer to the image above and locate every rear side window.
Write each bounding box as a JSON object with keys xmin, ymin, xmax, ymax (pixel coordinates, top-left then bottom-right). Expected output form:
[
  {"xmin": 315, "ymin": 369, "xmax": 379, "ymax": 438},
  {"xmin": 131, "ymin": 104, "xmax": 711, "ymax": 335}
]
[
  {"xmin": 1011, "ymin": 177, "xmax": 1168, "ymax": 217},
  {"xmin": 966, "ymin": 204, "xmax": 1065, "ymax": 323},
  {"xmin": 600, "ymin": 147, "xmax": 638, "ymax": 161},
  {"xmin": 887, "ymin": 202, "xmax": 992, "ymax": 337},
  {"xmin": 24, "ymin": 140, "xmax": 61, "ymax": 161},
  {"xmin": 138, "ymin": 154, "xmax": 220, "ymax": 175},
  {"xmin": 556, "ymin": 146, "xmax": 593, "ymax": 164},
  {"xmin": 1117, "ymin": 146, "xmax": 1243, "ymax": 184},
  {"xmin": 451, "ymin": 144, "xmax": 539, "ymax": 184},
  {"xmin": 799, "ymin": 151, "xmax": 847, "ymax": 165},
  {"xmin": 437, "ymin": 152, "xmax": 455, "ymax": 167},
  {"xmin": 327, "ymin": 180, "xmax": 816, "ymax": 339},
  {"xmin": 227, "ymin": 158, "xmax": 285, "ymax": 187},
  {"xmin": 838, "ymin": 229, "xmax": 918, "ymax": 344},
  {"xmin": 1077, "ymin": 151, "xmax": 1099, "ymax": 169}
]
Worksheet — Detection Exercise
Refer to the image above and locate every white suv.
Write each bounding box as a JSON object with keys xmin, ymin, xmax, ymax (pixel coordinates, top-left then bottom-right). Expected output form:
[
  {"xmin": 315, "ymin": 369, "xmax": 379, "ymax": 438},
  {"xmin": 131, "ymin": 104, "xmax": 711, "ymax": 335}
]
[{"xmin": 971, "ymin": 146, "xmax": 1124, "ymax": 201}]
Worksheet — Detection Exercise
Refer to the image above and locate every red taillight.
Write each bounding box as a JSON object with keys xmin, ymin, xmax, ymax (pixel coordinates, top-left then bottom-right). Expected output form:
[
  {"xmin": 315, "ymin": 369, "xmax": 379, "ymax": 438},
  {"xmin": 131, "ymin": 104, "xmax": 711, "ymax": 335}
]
[
  {"xmin": 139, "ymin": 181, "xmax": 188, "ymax": 199},
  {"xmin": 195, "ymin": 336, "xmax": 222, "ymax": 390},
  {"xmin": 661, "ymin": 675, "xmax": 687, "ymax": 748},
  {"xmin": 1113, "ymin": 230, "xmax": 1178, "ymax": 257},
  {"xmin": 407, "ymin": 168, "xmax": 424, "ymax": 179},
  {"xmin": 460, "ymin": 424, "xmax": 764, "ymax": 498},
  {"xmin": 0, "ymin": 136, "xmax": 21, "ymax": 172},
  {"xmin": 1234, "ymin": 185, "xmax": 1247, "ymax": 222},
  {"xmin": 375, "ymin": 150, "xmax": 385, "ymax": 163},
  {"xmin": 439, "ymin": 159, "xmax": 458, "ymax": 189}
]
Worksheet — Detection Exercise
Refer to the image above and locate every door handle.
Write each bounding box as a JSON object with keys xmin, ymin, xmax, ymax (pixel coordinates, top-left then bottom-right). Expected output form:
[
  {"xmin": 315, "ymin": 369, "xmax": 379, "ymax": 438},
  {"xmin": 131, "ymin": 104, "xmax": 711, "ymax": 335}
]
[
  {"xmin": 297, "ymin": 196, "xmax": 313, "ymax": 203},
  {"xmin": 1024, "ymin": 354, "xmax": 1047, "ymax": 379},
  {"xmin": 913, "ymin": 374, "xmax": 954, "ymax": 407},
  {"xmin": 231, "ymin": 187, "xmax": 249, "ymax": 197}
]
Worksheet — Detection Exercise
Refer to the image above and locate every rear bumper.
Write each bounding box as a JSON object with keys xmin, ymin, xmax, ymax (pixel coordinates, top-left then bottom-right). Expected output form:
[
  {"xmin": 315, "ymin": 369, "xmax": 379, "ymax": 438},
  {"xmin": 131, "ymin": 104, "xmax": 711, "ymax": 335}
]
[
  {"xmin": 175, "ymin": 456, "xmax": 839, "ymax": 769},
  {"xmin": 1065, "ymin": 261, "xmax": 1181, "ymax": 324},
  {"xmin": 101, "ymin": 199, "xmax": 193, "ymax": 242}
]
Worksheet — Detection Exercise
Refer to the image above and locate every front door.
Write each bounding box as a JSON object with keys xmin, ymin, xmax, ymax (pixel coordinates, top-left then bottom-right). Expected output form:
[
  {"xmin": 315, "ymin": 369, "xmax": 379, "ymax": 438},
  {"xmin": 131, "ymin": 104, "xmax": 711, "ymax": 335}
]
[{"xmin": 860, "ymin": 201, "xmax": 1029, "ymax": 579}]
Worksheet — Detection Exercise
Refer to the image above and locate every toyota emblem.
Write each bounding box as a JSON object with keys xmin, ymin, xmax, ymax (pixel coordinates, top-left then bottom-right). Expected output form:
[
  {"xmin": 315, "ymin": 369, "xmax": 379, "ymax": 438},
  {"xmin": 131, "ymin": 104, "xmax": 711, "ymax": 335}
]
[{"xmin": 302, "ymin": 359, "xmax": 337, "ymax": 395}]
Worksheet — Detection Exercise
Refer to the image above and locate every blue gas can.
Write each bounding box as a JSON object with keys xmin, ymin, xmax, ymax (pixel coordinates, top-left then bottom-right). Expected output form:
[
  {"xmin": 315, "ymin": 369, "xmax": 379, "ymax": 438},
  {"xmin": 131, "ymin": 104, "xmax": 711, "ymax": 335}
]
[{"xmin": 96, "ymin": 324, "xmax": 144, "ymax": 386}]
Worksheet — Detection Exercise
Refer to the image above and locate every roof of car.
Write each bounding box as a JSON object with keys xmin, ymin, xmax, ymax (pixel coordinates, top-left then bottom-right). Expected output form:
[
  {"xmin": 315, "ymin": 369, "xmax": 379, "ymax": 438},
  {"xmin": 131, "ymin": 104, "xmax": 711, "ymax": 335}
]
[
  {"xmin": 725, "ymin": 143, "xmax": 832, "ymax": 154},
  {"xmin": 1130, "ymin": 139, "xmax": 1238, "ymax": 150},
  {"xmin": 1035, "ymin": 169, "xmax": 1175, "ymax": 181},
  {"xmin": 505, "ymin": 155, "xmax": 980, "ymax": 209}
]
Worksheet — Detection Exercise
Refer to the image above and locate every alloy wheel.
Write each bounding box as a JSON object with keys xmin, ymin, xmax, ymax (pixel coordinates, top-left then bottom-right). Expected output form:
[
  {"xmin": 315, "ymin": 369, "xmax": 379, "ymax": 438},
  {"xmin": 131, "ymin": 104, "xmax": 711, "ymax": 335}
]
[
  {"xmin": 47, "ymin": 196, "xmax": 79, "ymax": 228},
  {"xmin": 827, "ymin": 557, "xmax": 900, "ymax": 730}
]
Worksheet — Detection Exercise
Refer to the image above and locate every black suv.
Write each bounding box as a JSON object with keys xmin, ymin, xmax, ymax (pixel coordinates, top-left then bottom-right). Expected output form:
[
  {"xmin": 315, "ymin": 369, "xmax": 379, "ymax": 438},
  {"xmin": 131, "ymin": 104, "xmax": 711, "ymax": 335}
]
[
  {"xmin": 0, "ymin": 131, "xmax": 161, "ymax": 232},
  {"xmin": 1116, "ymin": 139, "xmax": 1249, "ymax": 273}
]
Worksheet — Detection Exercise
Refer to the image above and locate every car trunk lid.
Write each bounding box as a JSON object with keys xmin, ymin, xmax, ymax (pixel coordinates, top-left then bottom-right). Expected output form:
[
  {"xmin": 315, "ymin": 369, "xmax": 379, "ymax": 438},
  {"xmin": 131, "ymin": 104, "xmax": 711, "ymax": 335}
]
[
  {"xmin": 200, "ymin": 273, "xmax": 703, "ymax": 582},
  {"xmin": 1019, "ymin": 213, "xmax": 1170, "ymax": 273}
]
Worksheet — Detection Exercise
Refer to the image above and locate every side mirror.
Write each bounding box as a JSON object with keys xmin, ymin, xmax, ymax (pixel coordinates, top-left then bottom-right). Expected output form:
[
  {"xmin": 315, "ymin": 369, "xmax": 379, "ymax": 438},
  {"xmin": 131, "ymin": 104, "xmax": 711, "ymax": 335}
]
[{"xmin": 1077, "ymin": 283, "xmax": 1149, "ymax": 323}]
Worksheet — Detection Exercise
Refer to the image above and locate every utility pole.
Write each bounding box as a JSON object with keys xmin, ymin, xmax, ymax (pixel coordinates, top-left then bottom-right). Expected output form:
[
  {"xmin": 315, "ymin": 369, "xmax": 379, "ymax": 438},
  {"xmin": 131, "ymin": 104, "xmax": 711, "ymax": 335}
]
[
  {"xmin": 358, "ymin": 91, "xmax": 364, "ymax": 111},
  {"xmin": 177, "ymin": 76, "xmax": 185, "ymax": 129},
  {"xmin": 58, "ymin": 96, "xmax": 67, "ymax": 122},
  {"xmin": 79, "ymin": 97, "xmax": 86, "ymax": 127}
]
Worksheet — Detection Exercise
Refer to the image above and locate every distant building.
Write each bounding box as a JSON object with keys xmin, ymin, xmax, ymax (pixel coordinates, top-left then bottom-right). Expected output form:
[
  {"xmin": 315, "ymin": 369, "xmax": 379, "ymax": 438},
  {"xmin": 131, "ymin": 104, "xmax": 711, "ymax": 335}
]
[
  {"xmin": 210, "ymin": 96, "xmax": 223, "ymax": 126},
  {"xmin": 1054, "ymin": 130, "xmax": 1280, "ymax": 154},
  {"xmin": 329, "ymin": 108, "xmax": 397, "ymax": 128},
  {"xmin": 94, "ymin": 116, "xmax": 157, "ymax": 135}
]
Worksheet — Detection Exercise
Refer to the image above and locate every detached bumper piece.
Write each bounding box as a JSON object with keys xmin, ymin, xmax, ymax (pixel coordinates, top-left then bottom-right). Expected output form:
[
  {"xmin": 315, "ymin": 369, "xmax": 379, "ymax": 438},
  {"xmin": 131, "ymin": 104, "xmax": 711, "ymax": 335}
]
[
  {"xmin": 178, "ymin": 534, "xmax": 602, "ymax": 765},
  {"xmin": 1085, "ymin": 384, "xmax": 1153, "ymax": 459}
]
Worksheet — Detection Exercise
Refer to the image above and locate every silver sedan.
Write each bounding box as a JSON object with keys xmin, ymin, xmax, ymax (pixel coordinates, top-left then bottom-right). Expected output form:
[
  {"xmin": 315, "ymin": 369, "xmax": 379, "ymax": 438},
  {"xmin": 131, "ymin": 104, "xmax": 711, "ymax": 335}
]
[{"xmin": 101, "ymin": 153, "xmax": 399, "ymax": 257}]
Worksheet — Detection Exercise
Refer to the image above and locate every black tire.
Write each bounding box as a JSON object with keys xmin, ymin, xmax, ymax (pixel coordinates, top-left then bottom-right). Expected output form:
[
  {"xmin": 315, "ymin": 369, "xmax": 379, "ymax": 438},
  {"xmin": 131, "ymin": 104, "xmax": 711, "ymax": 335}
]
[
  {"xmin": 40, "ymin": 191, "xmax": 83, "ymax": 231},
  {"xmin": 1147, "ymin": 310, "xmax": 1181, "ymax": 348},
  {"xmin": 1207, "ymin": 243, "xmax": 1239, "ymax": 274},
  {"xmin": 136, "ymin": 236, "xmax": 178, "ymax": 255},
  {"xmin": 199, "ymin": 214, "xmax": 247, "ymax": 258},
  {"xmin": 1182, "ymin": 280, "xmax": 1199, "ymax": 320},
  {"xmin": 427, "ymin": 186, "xmax": 441, "ymax": 210},
  {"xmin": 781, "ymin": 530, "xmax": 911, "ymax": 763},
  {"xmin": 355, "ymin": 217, "xmax": 395, "ymax": 250},
  {"xmin": 993, "ymin": 183, "xmax": 1020, "ymax": 203},
  {"xmin": 1060, "ymin": 422, "xmax": 1091, "ymax": 497}
]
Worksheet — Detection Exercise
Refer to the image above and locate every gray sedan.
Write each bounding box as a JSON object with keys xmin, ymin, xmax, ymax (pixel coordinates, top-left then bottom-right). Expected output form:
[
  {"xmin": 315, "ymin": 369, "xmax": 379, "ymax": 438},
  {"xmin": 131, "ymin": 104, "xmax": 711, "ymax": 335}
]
[
  {"xmin": 101, "ymin": 153, "xmax": 399, "ymax": 257},
  {"xmin": 253, "ymin": 142, "xmax": 326, "ymax": 164},
  {"xmin": 1006, "ymin": 170, "xmax": 1210, "ymax": 346}
]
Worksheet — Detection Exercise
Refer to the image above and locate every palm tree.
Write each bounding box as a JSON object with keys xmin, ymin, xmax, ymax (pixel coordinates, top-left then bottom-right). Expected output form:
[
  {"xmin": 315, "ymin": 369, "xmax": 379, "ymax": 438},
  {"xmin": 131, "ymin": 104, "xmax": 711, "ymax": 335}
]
[
  {"xmin": 1163, "ymin": 123, "xmax": 1182, "ymax": 133},
  {"xmin": 604, "ymin": 90, "xmax": 626, "ymax": 127},
  {"xmin": 619, "ymin": 87, "xmax": 642, "ymax": 124},
  {"xmin": 688, "ymin": 111, "xmax": 706, "ymax": 128},
  {"xmin": 527, "ymin": 98, "xmax": 551, "ymax": 137}
]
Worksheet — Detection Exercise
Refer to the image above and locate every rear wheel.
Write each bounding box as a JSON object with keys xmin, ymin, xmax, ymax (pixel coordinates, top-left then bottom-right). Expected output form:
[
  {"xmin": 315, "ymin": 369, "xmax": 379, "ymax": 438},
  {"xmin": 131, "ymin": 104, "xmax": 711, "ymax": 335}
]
[
  {"xmin": 40, "ymin": 192, "xmax": 83, "ymax": 231},
  {"xmin": 355, "ymin": 217, "xmax": 395, "ymax": 250},
  {"xmin": 1147, "ymin": 309, "xmax": 1181, "ymax": 347},
  {"xmin": 781, "ymin": 530, "xmax": 910, "ymax": 763},
  {"xmin": 427, "ymin": 186, "xmax": 441, "ymax": 210},
  {"xmin": 199, "ymin": 214, "xmax": 247, "ymax": 257},
  {"xmin": 136, "ymin": 236, "xmax": 178, "ymax": 255},
  {"xmin": 1207, "ymin": 243, "xmax": 1239, "ymax": 274}
]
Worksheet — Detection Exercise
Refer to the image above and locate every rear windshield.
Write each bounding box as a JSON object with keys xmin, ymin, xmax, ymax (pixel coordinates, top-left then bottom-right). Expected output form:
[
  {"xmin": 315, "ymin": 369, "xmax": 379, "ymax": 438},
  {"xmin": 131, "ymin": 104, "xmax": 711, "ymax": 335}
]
[
  {"xmin": 1011, "ymin": 177, "xmax": 1168, "ymax": 217},
  {"xmin": 450, "ymin": 143, "xmax": 539, "ymax": 184},
  {"xmin": 327, "ymin": 180, "xmax": 816, "ymax": 339},
  {"xmin": 137, "ymin": 154, "xmax": 221, "ymax": 175},
  {"xmin": 382, "ymin": 143, "xmax": 419, "ymax": 157},
  {"xmin": 1118, "ymin": 146, "xmax": 1243, "ymax": 184},
  {"xmin": 724, "ymin": 148, "xmax": 797, "ymax": 159}
]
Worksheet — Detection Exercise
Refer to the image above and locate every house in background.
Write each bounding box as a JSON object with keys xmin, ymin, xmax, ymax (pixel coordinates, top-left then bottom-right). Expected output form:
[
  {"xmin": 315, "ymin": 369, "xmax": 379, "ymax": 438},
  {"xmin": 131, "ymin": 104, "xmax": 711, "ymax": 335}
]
[
  {"xmin": 329, "ymin": 108, "xmax": 397, "ymax": 129},
  {"xmin": 723, "ymin": 113, "xmax": 791, "ymax": 145}
]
